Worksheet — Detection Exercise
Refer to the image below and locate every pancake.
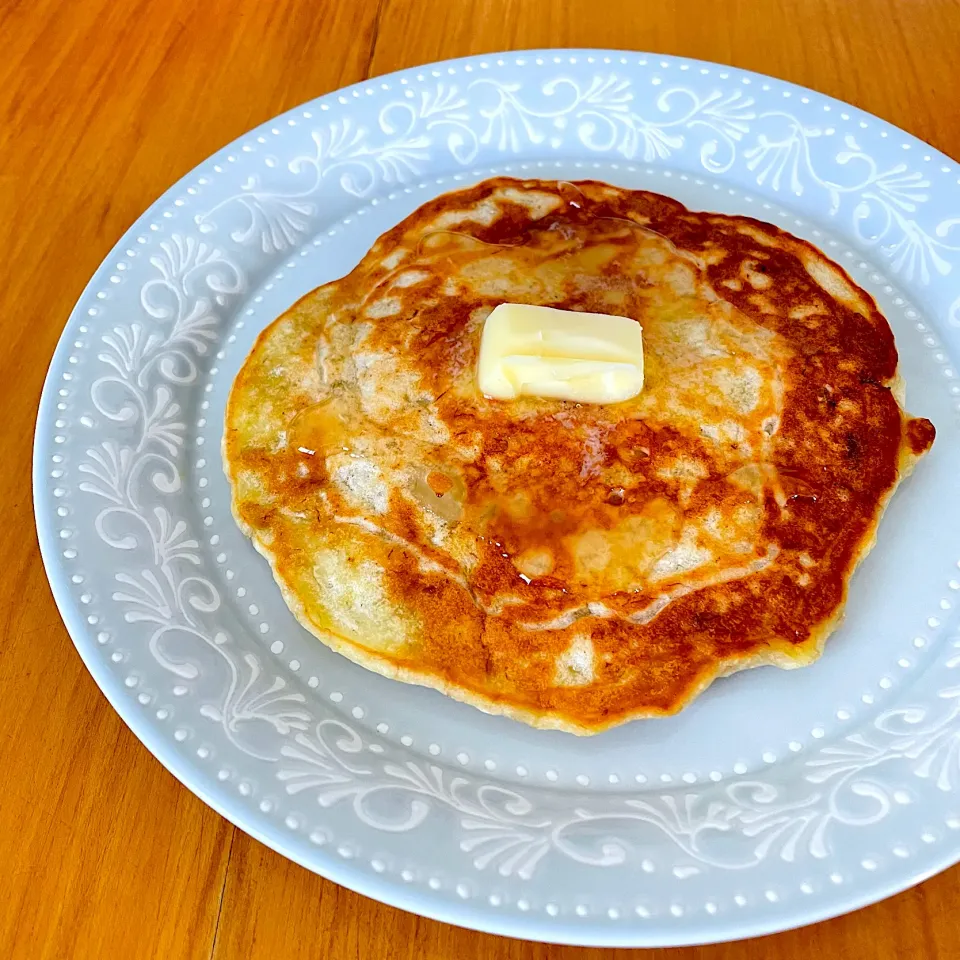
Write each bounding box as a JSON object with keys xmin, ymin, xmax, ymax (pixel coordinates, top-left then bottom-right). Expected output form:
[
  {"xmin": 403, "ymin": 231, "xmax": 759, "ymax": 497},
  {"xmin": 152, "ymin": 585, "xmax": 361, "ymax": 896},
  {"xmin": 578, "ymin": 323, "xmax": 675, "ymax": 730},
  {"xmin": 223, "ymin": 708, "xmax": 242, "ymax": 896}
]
[{"xmin": 224, "ymin": 177, "xmax": 935, "ymax": 735}]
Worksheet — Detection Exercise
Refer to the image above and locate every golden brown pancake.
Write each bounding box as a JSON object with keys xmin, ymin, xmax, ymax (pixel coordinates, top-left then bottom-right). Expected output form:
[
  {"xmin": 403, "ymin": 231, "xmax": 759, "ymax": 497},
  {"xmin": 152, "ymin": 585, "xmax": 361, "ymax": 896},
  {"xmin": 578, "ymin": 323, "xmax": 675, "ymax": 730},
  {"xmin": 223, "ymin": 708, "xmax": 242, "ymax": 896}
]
[{"xmin": 224, "ymin": 178, "xmax": 935, "ymax": 734}]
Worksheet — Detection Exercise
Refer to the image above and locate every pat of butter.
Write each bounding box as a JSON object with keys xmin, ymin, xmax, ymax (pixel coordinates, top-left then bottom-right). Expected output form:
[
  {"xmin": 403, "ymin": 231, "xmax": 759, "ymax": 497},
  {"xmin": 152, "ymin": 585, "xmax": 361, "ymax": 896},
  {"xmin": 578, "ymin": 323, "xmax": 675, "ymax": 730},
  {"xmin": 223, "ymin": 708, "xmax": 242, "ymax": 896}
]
[{"xmin": 477, "ymin": 303, "xmax": 644, "ymax": 404}]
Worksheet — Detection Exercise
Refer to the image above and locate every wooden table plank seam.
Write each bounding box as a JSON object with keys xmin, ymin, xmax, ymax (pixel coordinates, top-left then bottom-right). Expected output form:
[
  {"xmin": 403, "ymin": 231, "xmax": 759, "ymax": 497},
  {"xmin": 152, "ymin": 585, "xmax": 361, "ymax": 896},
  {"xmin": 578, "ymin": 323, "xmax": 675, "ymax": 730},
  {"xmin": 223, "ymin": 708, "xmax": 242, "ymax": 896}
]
[{"xmin": 207, "ymin": 830, "xmax": 238, "ymax": 960}]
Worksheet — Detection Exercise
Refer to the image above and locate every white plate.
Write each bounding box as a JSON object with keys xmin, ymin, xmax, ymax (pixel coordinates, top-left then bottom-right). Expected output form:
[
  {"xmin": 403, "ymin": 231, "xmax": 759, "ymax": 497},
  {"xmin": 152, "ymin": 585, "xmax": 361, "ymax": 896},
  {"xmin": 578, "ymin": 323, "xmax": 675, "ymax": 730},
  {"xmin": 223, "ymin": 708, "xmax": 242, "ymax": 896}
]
[{"xmin": 35, "ymin": 50, "xmax": 960, "ymax": 947}]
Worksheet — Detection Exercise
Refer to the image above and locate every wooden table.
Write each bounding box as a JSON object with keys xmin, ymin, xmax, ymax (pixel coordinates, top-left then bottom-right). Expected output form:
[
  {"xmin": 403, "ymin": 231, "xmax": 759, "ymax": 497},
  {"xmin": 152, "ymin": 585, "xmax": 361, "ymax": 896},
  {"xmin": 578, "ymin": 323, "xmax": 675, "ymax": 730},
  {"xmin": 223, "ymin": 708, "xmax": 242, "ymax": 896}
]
[{"xmin": 3, "ymin": 0, "xmax": 959, "ymax": 956}]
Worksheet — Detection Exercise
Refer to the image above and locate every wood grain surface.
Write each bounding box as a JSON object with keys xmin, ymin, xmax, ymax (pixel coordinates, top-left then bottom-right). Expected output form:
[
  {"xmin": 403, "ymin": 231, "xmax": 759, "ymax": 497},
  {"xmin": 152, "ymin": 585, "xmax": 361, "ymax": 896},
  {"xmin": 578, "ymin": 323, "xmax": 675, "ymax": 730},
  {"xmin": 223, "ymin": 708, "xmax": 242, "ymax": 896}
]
[{"xmin": 3, "ymin": 0, "xmax": 959, "ymax": 957}]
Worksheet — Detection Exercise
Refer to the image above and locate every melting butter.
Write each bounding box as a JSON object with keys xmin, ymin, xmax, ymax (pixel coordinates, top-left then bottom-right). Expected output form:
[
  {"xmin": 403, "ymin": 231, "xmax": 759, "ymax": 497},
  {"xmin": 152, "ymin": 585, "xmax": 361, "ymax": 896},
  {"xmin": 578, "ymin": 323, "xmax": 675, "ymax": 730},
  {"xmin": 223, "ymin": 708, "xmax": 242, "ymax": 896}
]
[{"xmin": 477, "ymin": 303, "xmax": 644, "ymax": 404}]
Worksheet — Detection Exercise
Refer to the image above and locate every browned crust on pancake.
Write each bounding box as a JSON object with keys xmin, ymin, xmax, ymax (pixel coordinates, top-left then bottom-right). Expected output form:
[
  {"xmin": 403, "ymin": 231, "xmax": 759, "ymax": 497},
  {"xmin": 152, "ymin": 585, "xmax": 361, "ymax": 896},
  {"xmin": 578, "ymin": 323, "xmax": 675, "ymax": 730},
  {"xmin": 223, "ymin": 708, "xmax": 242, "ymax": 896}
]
[{"xmin": 224, "ymin": 178, "xmax": 934, "ymax": 734}]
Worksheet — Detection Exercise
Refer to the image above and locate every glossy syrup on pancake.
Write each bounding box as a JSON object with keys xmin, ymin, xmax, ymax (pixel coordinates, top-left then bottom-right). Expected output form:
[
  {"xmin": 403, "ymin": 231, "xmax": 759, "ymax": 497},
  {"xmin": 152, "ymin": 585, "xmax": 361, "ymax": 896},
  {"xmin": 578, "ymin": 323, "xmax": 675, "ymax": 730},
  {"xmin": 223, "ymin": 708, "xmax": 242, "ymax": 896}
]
[{"xmin": 225, "ymin": 178, "xmax": 935, "ymax": 734}]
